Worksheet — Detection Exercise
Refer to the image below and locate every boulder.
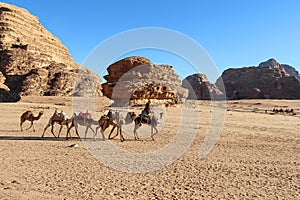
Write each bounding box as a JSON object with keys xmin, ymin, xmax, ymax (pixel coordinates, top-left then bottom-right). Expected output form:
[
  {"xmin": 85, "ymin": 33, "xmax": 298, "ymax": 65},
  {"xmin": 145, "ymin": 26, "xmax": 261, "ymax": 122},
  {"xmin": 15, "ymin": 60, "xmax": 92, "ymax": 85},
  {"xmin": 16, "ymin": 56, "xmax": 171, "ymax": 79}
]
[
  {"xmin": 0, "ymin": 70, "xmax": 20, "ymax": 101},
  {"xmin": 182, "ymin": 73, "xmax": 224, "ymax": 100},
  {"xmin": 102, "ymin": 56, "xmax": 188, "ymax": 105}
]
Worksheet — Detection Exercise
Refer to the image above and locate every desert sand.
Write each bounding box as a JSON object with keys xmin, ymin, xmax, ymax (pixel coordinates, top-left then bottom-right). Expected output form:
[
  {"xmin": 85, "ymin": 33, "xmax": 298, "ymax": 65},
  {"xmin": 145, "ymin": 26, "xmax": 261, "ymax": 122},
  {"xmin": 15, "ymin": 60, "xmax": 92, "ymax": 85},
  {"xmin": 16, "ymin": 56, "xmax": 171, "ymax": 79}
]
[{"xmin": 0, "ymin": 96, "xmax": 299, "ymax": 199}]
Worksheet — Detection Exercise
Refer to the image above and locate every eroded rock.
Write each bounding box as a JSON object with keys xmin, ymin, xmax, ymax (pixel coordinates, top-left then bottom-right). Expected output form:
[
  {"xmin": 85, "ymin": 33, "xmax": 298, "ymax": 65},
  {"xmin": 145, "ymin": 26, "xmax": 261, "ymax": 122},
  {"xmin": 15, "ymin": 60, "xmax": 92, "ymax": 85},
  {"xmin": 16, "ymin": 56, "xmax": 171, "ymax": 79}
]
[
  {"xmin": 0, "ymin": 2, "xmax": 102, "ymax": 102},
  {"xmin": 182, "ymin": 73, "xmax": 224, "ymax": 100},
  {"xmin": 102, "ymin": 56, "xmax": 188, "ymax": 105}
]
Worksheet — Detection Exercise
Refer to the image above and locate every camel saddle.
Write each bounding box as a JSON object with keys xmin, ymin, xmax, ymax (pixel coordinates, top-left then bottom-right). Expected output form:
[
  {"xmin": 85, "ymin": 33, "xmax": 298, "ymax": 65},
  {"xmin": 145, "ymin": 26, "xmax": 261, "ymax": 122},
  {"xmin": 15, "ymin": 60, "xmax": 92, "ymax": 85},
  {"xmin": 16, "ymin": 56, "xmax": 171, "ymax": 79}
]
[{"xmin": 139, "ymin": 115, "xmax": 151, "ymax": 125}]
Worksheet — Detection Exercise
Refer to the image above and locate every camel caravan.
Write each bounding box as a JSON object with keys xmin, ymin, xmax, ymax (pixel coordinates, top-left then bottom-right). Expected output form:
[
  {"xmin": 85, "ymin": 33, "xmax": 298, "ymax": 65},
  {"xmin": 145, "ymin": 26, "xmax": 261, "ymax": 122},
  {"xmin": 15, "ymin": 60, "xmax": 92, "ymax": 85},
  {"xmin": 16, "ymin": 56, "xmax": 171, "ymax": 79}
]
[
  {"xmin": 19, "ymin": 101, "xmax": 159, "ymax": 142},
  {"xmin": 271, "ymin": 108, "xmax": 296, "ymax": 115}
]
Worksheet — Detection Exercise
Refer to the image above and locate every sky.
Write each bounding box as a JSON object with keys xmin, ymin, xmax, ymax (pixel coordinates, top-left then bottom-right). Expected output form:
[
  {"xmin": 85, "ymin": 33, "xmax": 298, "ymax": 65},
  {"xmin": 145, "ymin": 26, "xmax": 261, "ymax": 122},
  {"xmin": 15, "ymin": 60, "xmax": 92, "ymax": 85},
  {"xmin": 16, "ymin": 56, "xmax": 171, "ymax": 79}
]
[{"xmin": 2, "ymin": 0, "xmax": 300, "ymax": 82}]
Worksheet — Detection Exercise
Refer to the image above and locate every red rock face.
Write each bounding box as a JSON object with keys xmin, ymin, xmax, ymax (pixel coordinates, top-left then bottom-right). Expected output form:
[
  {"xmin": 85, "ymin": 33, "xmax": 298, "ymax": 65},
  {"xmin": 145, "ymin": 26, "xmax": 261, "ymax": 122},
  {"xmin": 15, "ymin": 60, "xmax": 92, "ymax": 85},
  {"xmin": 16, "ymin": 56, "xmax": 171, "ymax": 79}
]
[
  {"xmin": 102, "ymin": 56, "xmax": 188, "ymax": 105},
  {"xmin": 216, "ymin": 59, "xmax": 300, "ymax": 99},
  {"xmin": 0, "ymin": 3, "xmax": 102, "ymax": 102},
  {"xmin": 104, "ymin": 56, "xmax": 151, "ymax": 83},
  {"xmin": 182, "ymin": 74, "xmax": 224, "ymax": 100}
]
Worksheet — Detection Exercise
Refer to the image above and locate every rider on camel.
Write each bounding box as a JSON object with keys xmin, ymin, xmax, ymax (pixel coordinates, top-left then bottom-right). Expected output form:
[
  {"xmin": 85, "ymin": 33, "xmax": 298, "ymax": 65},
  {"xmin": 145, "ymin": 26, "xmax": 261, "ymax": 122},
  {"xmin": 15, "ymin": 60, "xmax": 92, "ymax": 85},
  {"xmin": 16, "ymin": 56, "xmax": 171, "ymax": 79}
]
[{"xmin": 140, "ymin": 99, "xmax": 152, "ymax": 124}]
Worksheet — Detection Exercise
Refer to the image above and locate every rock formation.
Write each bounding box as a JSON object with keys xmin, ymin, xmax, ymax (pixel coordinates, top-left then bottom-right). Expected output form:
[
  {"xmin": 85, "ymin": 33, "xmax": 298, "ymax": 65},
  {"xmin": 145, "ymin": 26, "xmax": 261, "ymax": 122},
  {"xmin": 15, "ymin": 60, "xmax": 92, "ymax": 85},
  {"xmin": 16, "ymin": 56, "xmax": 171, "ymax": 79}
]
[
  {"xmin": 0, "ymin": 2, "xmax": 102, "ymax": 102},
  {"xmin": 0, "ymin": 70, "xmax": 20, "ymax": 101},
  {"xmin": 216, "ymin": 58, "xmax": 300, "ymax": 99},
  {"xmin": 182, "ymin": 73, "xmax": 224, "ymax": 100},
  {"xmin": 102, "ymin": 56, "xmax": 188, "ymax": 105}
]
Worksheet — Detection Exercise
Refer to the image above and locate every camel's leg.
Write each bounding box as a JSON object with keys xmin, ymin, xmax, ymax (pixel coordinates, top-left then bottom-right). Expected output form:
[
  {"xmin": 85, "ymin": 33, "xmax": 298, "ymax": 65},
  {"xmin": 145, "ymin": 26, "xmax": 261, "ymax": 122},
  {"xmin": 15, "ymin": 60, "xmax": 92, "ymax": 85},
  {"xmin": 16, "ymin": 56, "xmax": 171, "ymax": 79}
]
[
  {"xmin": 32, "ymin": 122, "xmax": 36, "ymax": 132},
  {"xmin": 96, "ymin": 124, "xmax": 105, "ymax": 140},
  {"xmin": 57, "ymin": 125, "xmax": 63, "ymax": 138},
  {"xmin": 25, "ymin": 121, "xmax": 33, "ymax": 131},
  {"xmin": 133, "ymin": 124, "xmax": 140, "ymax": 140},
  {"xmin": 154, "ymin": 126, "xmax": 158, "ymax": 134},
  {"xmin": 133, "ymin": 126, "xmax": 137, "ymax": 140},
  {"xmin": 150, "ymin": 125, "xmax": 158, "ymax": 141},
  {"xmin": 66, "ymin": 125, "xmax": 71, "ymax": 140},
  {"xmin": 84, "ymin": 126, "xmax": 89, "ymax": 139},
  {"xmin": 66, "ymin": 125, "xmax": 72, "ymax": 140},
  {"xmin": 50, "ymin": 122, "xmax": 56, "ymax": 138},
  {"xmin": 65, "ymin": 124, "xmax": 71, "ymax": 139},
  {"xmin": 20, "ymin": 121, "xmax": 24, "ymax": 132},
  {"xmin": 108, "ymin": 126, "xmax": 117, "ymax": 139},
  {"xmin": 92, "ymin": 126, "xmax": 97, "ymax": 140},
  {"xmin": 42, "ymin": 123, "xmax": 50, "ymax": 137},
  {"xmin": 96, "ymin": 125, "xmax": 100, "ymax": 134},
  {"xmin": 151, "ymin": 126, "xmax": 154, "ymax": 141},
  {"xmin": 119, "ymin": 126, "xmax": 125, "ymax": 142},
  {"xmin": 75, "ymin": 124, "xmax": 80, "ymax": 139},
  {"xmin": 100, "ymin": 129, "xmax": 105, "ymax": 140},
  {"xmin": 151, "ymin": 125, "xmax": 158, "ymax": 141},
  {"xmin": 91, "ymin": 126, "xmax": 96, "ymax": 135},
  {"xmin": 85, "ymin": 126, "xmax": 96, "ymax": 140},
  {"xmin": 42, "ymin": 117, "xmax": 53, "ymax": 137},
  {"xmin": 66, "ymin": 128, "xmax": 70, "ymax": 140}
]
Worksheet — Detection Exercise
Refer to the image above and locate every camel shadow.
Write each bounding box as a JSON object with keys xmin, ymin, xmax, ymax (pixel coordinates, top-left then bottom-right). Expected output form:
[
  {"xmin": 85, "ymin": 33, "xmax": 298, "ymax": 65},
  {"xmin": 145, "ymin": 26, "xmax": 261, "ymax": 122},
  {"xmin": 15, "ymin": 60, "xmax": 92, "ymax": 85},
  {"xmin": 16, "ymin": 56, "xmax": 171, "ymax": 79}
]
[
  {"xmin": 0, "ymin": 129, "xmax": 20, "ymax": 133},
  {"xmin": 106, "ymin": 137, "xmax": 154, "ymax": 142},
  {"xmin": 0, "ymin": 136, "xmax": 80, "ymax": 141}
]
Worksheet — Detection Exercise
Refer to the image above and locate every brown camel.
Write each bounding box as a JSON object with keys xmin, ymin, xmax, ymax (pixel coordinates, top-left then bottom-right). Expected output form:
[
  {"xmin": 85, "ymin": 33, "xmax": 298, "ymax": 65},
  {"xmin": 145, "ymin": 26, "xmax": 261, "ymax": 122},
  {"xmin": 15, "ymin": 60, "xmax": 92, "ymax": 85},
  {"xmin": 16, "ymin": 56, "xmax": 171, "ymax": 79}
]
[
  {"xmin": 66, "ymin": 113, "xmax": 99, "ymax": 140},
  {"xmin": 95, "ymin": 115, "xmax": 112, "ymax": 139},
  {"xmin": 96, "ymin": 111, "xmax": 135, "ymax": 142},
  {"xmin": 20, "ymin": 110, "xmax": 43, "ymax": 132},
  {"xmin": 42, "ymin": 110, "xmax": 73, "ymax": 138}
]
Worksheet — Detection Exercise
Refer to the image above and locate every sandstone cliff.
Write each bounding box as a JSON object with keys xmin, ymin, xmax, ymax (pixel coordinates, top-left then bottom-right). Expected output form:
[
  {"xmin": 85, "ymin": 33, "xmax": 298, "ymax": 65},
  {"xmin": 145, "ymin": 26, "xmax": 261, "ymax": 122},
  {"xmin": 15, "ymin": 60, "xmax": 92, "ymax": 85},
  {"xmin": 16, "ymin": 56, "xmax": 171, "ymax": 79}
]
[
  {"xmin": 182, "ymin": 73, "xmax": 224, "ymax": 100},
  {"xmin": 102, "ymin": 56, "xmax": 188, "ymax": 105},
  {"xmin": 216, "ymin": 58, "xmax": 300, "ymax": 99},
  {"xmin": 0, "ymin": 3, "xmax": 102, "ymax": 102}
]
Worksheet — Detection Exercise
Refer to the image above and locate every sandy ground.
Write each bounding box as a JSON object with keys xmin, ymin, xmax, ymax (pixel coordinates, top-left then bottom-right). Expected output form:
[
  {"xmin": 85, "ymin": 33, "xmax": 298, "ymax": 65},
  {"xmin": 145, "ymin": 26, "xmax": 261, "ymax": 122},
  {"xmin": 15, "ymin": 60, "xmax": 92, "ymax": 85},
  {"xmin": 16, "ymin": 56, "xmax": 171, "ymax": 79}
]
[{"xmin": 0, "ymin": 96, "xmax": 299, "ymax": 199}]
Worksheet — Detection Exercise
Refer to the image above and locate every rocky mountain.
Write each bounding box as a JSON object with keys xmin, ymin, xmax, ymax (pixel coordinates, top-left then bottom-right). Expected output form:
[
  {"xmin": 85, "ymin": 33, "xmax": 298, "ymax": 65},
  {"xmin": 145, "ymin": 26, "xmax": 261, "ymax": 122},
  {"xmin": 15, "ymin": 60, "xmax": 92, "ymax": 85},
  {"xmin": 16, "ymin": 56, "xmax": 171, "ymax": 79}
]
[
  {"xmin": 258, "ymin": 58, "xmax": 300, "ymax": 80},
  {"xmin": 216, "ymin": 58, "xmax": 300, "ymax": 99},
  {"xmin": 182, "ymin": 74, "xmax": 224, "ymax": 100},
  {"xmin": 0, "ymin": 2, "xmax": 102, "ymax": 102},
  {"xmin": 102, "ymin": 56, "xmax": 188, "ymax": 105}
]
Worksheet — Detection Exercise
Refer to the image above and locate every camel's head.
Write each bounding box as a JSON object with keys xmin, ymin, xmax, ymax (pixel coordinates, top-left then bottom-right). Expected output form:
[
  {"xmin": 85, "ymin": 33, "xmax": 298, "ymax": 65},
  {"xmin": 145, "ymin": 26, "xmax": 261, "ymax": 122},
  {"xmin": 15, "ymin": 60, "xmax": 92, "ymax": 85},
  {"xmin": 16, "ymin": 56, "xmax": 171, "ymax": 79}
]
[
  {"xmin": 39, "ymin": 111, "xmax": 44, "ymax": 116},
  {"xmin": 129, "ymin": 112, "xmax": 136, "ymax": 119}
]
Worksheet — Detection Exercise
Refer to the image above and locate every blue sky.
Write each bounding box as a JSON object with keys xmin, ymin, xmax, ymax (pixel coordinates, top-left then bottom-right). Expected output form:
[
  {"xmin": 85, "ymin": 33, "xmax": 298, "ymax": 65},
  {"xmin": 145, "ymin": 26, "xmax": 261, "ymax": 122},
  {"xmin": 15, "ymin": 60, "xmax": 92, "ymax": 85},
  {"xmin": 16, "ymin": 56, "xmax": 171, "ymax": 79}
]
[{"xmin": 2, "ymin": 0, "xmax": 300, "ymax": 82}]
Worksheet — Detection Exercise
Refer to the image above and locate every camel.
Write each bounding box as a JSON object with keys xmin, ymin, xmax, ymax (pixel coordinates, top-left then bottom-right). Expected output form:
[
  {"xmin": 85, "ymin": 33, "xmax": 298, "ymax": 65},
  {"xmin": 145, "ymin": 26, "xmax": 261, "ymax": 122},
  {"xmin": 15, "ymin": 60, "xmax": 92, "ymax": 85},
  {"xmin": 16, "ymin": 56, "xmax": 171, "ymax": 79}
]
[
  {"xmin": 42, "ymin": 110, "xmax": 73, "ymax": 138},
  {"xmin": 272, "ymin": 108, "xmax": 295, "ymax": 115},
  {"xmin": 97, "ymin": 111, "xmax": 136, "ymax": 142},
  {"xmin": 66, "ymin": 113, "xmax": 99, "ymax": 140},
  {"xmin": 20, "ymin": 110, "xmax": 43, "ymax": 132},
  {"xmin": 104, "ymin": 111, "xmax": 158, "ymax": 141},
  {"xmin": 132, "ymin": 113, "xmax": 158, "ymax": 141},
  {"xmin": 95, "ymin": 114, "xmax": 114, "ymax": 139}
]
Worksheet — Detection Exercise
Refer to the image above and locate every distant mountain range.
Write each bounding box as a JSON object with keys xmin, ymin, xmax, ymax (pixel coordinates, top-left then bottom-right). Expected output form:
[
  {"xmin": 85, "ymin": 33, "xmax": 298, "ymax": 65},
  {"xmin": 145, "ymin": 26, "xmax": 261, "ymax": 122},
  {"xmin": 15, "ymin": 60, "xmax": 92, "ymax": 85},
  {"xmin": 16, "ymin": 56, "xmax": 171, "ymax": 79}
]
[{"xmin": 183, "ymin": 58, "xmax": 300, "ymax": 100}]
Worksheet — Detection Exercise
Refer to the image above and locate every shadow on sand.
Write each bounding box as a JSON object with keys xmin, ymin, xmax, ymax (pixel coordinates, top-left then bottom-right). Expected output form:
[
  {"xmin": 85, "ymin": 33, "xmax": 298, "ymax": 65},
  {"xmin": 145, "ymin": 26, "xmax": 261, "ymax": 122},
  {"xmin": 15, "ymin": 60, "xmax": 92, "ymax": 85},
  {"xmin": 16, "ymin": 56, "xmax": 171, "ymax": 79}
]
[
  {"xmin": 0, "ymin": 136, "xmax": 82, "ymax": 141},
  {"xmin": 0, "ymin": 134, "xmax": 152, "ymax": 142}
]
